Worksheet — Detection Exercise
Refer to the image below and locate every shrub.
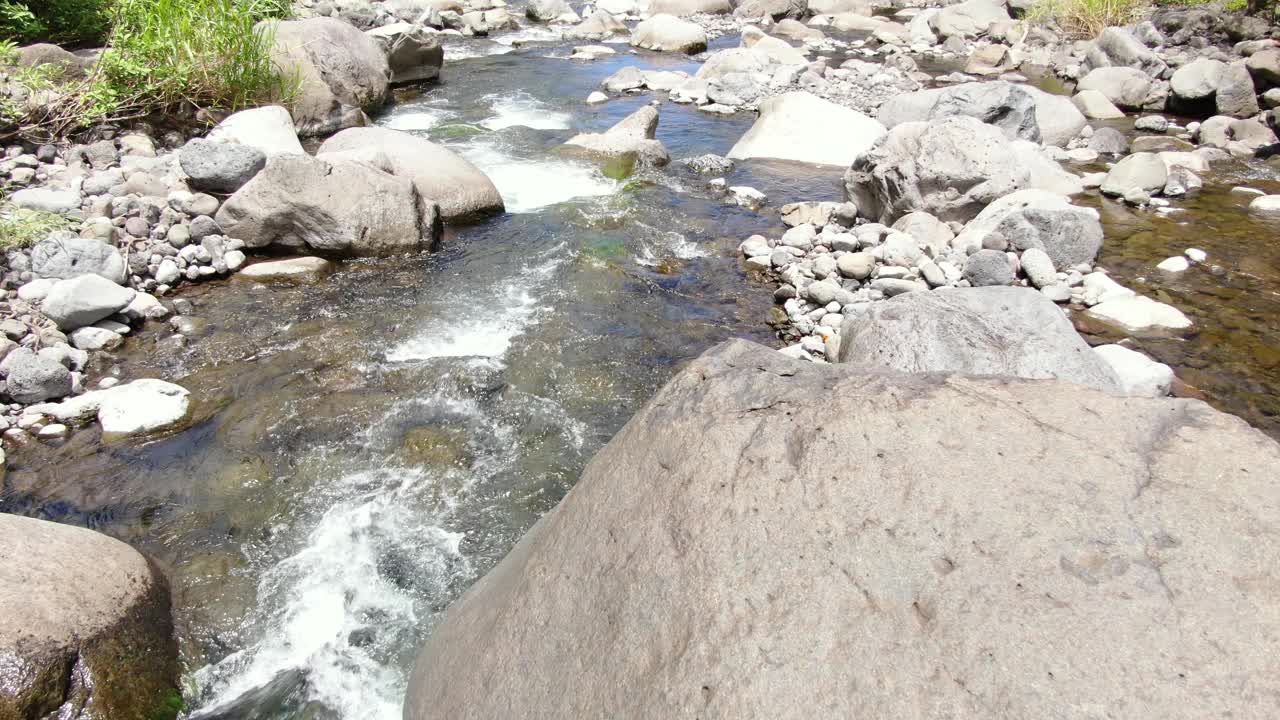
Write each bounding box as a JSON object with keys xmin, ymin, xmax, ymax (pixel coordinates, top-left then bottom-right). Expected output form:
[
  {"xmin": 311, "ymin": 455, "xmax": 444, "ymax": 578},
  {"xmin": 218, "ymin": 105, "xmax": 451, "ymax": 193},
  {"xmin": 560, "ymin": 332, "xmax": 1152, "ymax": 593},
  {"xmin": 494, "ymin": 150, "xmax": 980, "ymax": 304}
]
[
  {"xmin": 1029, "ymin": 0, "xmax": 1149, "ymax": 37},
  {"xmin": 0, "ymin": 0, "xmax": 113, "ymax": 47},
  {"xmin": 4, "ymin": 0, "xmax": 296, "ymax": 141}
]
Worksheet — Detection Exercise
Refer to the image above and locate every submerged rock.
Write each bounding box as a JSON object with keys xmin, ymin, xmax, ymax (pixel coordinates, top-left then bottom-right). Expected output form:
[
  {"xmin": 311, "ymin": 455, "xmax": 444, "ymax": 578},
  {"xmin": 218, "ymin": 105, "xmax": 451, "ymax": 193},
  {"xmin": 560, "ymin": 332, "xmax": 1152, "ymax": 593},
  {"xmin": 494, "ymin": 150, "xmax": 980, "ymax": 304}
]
[
  {"xmin": 0, "ymin": 514, "xmax": 179, "ymax": 719},
  {"xmin": 727, "ymin": 91, "xmax": 886, "ymax": 167},
  {"xmin": 405, "ymin": 339, "xmax": 1280, "ymax": 719},
  {"xmin": 236, "ymin": 257, "xmax": 336, "ymax": 283},
  {"xmin": 97, "ymin": 379, "xmax": 191, "ymax": 438}
]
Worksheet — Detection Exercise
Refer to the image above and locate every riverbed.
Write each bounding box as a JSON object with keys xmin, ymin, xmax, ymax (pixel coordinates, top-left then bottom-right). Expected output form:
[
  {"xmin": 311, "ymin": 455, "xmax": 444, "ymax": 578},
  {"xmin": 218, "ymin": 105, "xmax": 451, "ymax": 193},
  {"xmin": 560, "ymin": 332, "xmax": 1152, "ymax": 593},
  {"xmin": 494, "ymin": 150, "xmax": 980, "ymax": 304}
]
[{"xmin": 3, "ymin": 19, "xmax": 1280, "ymax": 720}]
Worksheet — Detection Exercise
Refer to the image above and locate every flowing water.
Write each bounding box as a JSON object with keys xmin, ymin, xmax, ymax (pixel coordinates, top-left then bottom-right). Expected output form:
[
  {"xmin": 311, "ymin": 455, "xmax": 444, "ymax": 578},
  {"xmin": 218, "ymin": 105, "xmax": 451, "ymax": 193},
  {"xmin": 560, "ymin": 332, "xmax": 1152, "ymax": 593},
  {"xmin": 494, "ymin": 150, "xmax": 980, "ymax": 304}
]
[{"xmin": 3, "ymin": 20, "xmax": 1280, "ymax": 720}]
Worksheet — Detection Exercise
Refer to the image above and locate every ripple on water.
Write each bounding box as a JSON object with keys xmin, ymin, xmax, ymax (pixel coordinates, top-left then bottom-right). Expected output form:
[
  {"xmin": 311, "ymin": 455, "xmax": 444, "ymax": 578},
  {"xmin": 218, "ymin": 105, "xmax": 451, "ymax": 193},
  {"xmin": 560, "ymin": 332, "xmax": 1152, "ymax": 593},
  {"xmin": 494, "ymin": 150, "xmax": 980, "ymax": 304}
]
[{"xmin": 478, "ymin": 91, "xmax": 573, "ymax": 131}]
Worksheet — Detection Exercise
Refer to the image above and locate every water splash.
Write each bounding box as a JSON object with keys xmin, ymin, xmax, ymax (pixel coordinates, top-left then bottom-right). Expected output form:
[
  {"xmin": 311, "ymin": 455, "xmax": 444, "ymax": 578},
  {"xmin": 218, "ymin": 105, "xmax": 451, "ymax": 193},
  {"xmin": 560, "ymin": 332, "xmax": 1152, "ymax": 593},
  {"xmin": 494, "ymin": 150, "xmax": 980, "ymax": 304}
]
[{"xmin": 479, "ymin": 91, "xmax": 573, "ymax": 131}]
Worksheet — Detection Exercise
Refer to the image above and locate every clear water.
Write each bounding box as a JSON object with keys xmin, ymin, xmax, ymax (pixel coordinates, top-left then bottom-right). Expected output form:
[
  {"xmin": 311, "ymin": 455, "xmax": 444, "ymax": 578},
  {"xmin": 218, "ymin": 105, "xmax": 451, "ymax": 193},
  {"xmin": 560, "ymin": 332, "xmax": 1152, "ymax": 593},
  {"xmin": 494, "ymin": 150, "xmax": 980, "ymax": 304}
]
[{"xmin": 4, "ymin": 16, "xmax": 1280, "ymax": 720}]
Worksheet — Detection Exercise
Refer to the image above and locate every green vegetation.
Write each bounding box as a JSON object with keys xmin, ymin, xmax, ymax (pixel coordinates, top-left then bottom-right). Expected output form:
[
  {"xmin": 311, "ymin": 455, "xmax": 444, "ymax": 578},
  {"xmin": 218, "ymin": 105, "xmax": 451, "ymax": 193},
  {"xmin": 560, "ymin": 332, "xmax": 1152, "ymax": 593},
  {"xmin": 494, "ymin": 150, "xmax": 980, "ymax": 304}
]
[
  {"xmin": 0, "ymin": 208, "xmax": 73, "ymax": 250},
  {"xmin": 2, "ymin": 0, "xmax": 295, "ymax": 142},
  {"xmin": 1028, "ymin": 0, "xmax": 1150, "ymax": 37},
  {"xmin": 0, "ymin": 0, "xmax": 113, "ymax": 47}
]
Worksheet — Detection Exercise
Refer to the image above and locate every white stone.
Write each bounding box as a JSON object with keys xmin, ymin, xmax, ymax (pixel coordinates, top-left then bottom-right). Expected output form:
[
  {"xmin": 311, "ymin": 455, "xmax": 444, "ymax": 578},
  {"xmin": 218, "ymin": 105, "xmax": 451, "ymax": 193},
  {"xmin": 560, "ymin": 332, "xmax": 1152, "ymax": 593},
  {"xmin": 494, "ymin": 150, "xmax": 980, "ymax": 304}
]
[
  {"xmin": 1087, "ymin": 295, "xmax": 1193, "ymax": 331},
  {"xmin": 1156, "ymin": 256, "xmax": 1189, "ymax": 272},
  {"xmin": 586, "ymin": 91, "xmax": 609, "ymax": 104},
  {"xmin": 1185, "ymin": 248, "xmax": 1206, "ymax": 263},
  {"xmin": 1248, "ymin": 194, "xmax": 1280, "ymax": 216},
  {"xmin": 97, "ymin": 379, "xmax": 191, "ymax": 438},
  {"xmin": 1093, "ymin": 344, "xmax": 1175, "ymax": 397},
  {"xmin": 727, "ymin": 91, "xmax": 887, "ymax": 167}
]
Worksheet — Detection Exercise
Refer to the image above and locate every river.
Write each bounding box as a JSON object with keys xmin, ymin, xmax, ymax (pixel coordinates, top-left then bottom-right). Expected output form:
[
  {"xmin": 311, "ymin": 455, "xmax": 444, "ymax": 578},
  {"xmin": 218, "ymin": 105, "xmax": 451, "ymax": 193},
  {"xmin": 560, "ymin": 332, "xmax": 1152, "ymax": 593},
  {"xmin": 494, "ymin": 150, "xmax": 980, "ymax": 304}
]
[{"xmin": 3, "ymin": 16, "xmax": 1279, "ymax": 720}]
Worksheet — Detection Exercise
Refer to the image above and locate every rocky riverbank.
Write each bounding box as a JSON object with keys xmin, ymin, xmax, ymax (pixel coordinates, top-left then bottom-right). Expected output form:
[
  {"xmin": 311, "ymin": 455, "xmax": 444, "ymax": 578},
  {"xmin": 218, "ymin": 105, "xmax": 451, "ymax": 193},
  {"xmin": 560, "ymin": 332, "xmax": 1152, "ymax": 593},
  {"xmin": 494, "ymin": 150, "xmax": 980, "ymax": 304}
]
[{"xmin": 4, "ymin": 0, "xmax": 1280, "ymax": 716}]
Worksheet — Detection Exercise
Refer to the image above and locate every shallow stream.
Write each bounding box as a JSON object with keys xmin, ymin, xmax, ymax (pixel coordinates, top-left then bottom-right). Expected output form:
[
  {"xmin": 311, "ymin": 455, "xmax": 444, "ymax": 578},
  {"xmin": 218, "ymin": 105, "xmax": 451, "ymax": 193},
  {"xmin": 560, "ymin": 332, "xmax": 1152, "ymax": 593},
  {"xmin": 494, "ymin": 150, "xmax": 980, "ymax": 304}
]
[{"xmin": 3, "ymin": 20, "xmax": 1279, "ymax": 720}]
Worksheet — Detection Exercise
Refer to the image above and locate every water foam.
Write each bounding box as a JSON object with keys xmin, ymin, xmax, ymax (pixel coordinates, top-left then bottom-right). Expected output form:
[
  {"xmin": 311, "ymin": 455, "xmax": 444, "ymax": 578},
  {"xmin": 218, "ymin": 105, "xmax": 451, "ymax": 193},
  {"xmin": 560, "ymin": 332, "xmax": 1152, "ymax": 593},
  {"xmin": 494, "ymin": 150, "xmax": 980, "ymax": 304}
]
[
  {"xmin": 479, "ymin": 92, "xmax": 572, "ymax": 131},
  {"xmin": 381, "ymin": 108, "xmax": 452, "ymax": 132},
  {"xmin": 385, "ymin": 246, "xmax": 569, "ymax": 362},
  {"xmin": 459, "ymin": 141, "xmax": 617, "ymax": 213}
]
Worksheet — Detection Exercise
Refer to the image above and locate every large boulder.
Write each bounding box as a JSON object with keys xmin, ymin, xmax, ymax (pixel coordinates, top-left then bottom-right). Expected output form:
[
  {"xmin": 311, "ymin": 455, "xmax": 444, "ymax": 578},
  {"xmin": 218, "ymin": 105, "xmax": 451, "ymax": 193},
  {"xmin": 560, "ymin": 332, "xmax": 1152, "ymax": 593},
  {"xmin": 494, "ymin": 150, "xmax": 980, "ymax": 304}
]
[
  {"xmin": 734, "ymin": 0, "xmax": 806, "ymax": 20},
  {"xmin": 845, "ymin": 116, "xmax": 1030, "ymax": 224},
  {"xmin": 263, "ymin": 17, "xmax": 390, "ymax": 136},
  {"xmin": 206, "ymin": 105, "xmax": 306, "ymax": 156},
  {"xmin": 0, "ymin": 515, "xmax": 179, "ymax": 720},
  {"xmin": 178, "ymin": 138, "xmax": 267, "ymax": 194},
  {"xmin": 929, "ymin": 0, "xmax": 1010, "ymax": 39},
  {"xmin": 40, "ymin": 274, "xmax": 136, "ymax": 331},
  {"xmin": 16, "ymin": 43, "xmax": 87, "ymax": 78},
  {"xmin": 29, "ymin": 235, "xmax": 126, "ymax": 284},
  {"xmin": 1076, "ymin": 66, "xmax": 1153, "ymax": 110},
  {"xmin": 695, "ymin": 47, "xmax": 773, "ymax": 80},
  {"xmin": 405, "ymin": 338, "xmax": 1280, "ymax": 720},
  {"xmin": 365, "ymin": 22, "xmax": 444, "ymax": 84},
  {"xmin": 837, "ymin": 286, "xmax": 1120, "ymax": 392},
  {"xmin": 564, "ymin": 106, "xmax": 671, "ymax": 167},
  {"xmin": 739, "ymin": 26, "xmax": 807, "ymax": 66},
  {"xmin": 630, "ymin": 14, "xmax": 708, "ymax": 53},
  {"xmin": 215, "ymin": 153, "xmax": 439, "ymax": 257},
  {"xmin": 1, "ymin": 347, "xmax": 73, "ymax": 403},
  {"xmin": 317, "ymin": 126, "xmax": 503, "ymax": 220},
  {"xmin": 565, "ymin": 9, "xmax": 628, "ymax": 39},
  {"xmin": 727, "ymin": 91, "xmax": 886, "ymax": 167},
  {"xmin": 647, "ymin": 0, "xmax": 731, "ymax": 14},
  {"xmin": 1216, "ymin": 60, "xmax": 1260, "ymax": 118},
  {"xmin": 1081, "ymin": 26, "xmax": 1167, "ymax": 77},
  {"xmin": 952, "ymin": 190, "xmax": 1103, "ymax": 268},
  {"xmin": 876, "ymin": 82, "xmax": 1085, "ymax": 147},
  {"xmin": 1100, "ymin": 152, "xmax": 1168, "ymax": 197}
]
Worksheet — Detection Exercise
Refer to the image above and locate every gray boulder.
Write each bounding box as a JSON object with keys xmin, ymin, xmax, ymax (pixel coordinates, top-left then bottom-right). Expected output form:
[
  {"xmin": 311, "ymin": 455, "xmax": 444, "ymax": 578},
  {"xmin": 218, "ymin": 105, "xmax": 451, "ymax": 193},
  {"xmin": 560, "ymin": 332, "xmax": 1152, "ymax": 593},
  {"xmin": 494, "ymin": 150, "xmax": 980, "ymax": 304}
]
[
  {"xmin": 630, "ymin": 14, "xmax": 708, "ymax": 54},
  {"xmin": 1216, "ymin": 60, "xmax": 1260, "ymax": 118},
  {"xmin": 1088, "ymin": 126, "xmax": 1130, "ymax": 154},
  {"xmin": 564, "ymin": 106, "xmax": 671, "ymax": 167},
  {"xmin": 0, "ymin": 514, "xmax": 178, "ymax": 719},
  {"xmin": 215, "ymin": 153, "xmax": 439, "ymax": 257},
  {"xmin": 263, "ymin": 17, "xmax": 390, "ymax": 136},
  {"xmin": 728, "ymin": 91, "xmax": 885, "ymax": 167},
  {"xmin": 1170, "ymin": 57, "xmax": 1226, "ymax": 104},
  {"xmin": 16, "ymin": 43, "xmax": 87, "ymax": 77},
  {"xmin": 29, "ymin": 235, "xmax": 127, "ymax": 284},
  {"xmin": 845, "ymin": 116, "xmax": 1029, "ymax": 224},
  {"xmin": 962, "ymin": 248, "xmax": 1015, "ymax": 286},
  {"xmin": 565, "ymin": 9, "xmax": 627, "ymax": 39},
  {"xmin": 366, "ymin": 23, "xmax": 444, "ymax": 84},
  {"xmin": 1076, "ymin": 66, "xmax": 1153, "ymax": 110},
  {"xmin": 876, "ymin": 82, "xmax": 1085, "ymax": 147},
  {"xmin": 406, "ymin": 339, "xmax": 1279, "ymax": 720},
  {"xmin": 178, "ymin": 139, "xmax": 267, "ymax": 194},
  {"xmin": 1100, "ymin": 152, "xmax": 1168, "ymax": 197},
  {"xmin": 994, "ymin": 206, "xmax": 1103, "ymax": 269},
  {"xmin": 1081, "ymin": 26, "xmax": 1167, "ymax": 77},
  {"xmin": 10, "ymin": 187, "xmax": 81, "ymax": 215},
  {"xmin": 527, "ymin": 0, "xmax": 572, "ymax": 20},
  {"xmin": 647, "ymin": 0, "xmax": 731, "ymax": 14},
  {"xmin": 929, "ymin": 0, "xmax": 1010, "ymax": 39},
  {"xmin": 318, "ymin": 126, "xmax": 503, "ymax": 220},
  {"xmin": 1, "ymin": 348, "xmax": 73, "ymax": 403},
  {"xmin": 837, "ymin": 286, "xmax": 1120, "ymax": 391},
  {"xmin": 734, "ymin": 0, "xmax": 806, "ymax": 19},
  {"xmin": 40, "ymin": 275, "xmax": 136, "ymax": 331},
  {"xmin": 206, "ymin": 105, "xmax": 306, "ymax": 156}
]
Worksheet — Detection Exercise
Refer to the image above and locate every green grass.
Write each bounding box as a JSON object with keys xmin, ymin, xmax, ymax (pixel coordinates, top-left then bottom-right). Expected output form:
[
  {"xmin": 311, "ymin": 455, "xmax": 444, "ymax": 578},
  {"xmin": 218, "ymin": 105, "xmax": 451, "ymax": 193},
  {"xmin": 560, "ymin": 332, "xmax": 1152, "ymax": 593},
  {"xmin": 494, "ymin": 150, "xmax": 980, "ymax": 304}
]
[
  {"xmin": 3, "ymin": 0, "xmax": 296, "ymax": 142},
  {"xmin": 0, "ymin": 208, "xmax": 74, "ymax": 251},
  {"xmin": 1028, "ymin": 0, "xmax": 1149, "ymax": 37},
  {"xmin": 0, "ymin": 0, "xmax": 112, "ymax": 47}
]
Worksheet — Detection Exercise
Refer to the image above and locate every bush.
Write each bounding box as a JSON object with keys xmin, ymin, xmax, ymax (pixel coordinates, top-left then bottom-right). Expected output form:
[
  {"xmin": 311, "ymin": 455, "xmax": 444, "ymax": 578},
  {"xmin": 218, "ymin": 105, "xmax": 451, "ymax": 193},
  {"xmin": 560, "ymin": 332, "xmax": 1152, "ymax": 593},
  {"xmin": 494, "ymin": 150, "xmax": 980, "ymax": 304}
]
[
  {"xmin": 0, "ymin": 0, "xmax": 113, "ymax": 47},
  {"xmin": 1029, "ymin": 0, "xmax": 1149, "ymax": 37},
  {"xmin": 4, "ymin": 0, "xmax": 296, "ymax": 141}
]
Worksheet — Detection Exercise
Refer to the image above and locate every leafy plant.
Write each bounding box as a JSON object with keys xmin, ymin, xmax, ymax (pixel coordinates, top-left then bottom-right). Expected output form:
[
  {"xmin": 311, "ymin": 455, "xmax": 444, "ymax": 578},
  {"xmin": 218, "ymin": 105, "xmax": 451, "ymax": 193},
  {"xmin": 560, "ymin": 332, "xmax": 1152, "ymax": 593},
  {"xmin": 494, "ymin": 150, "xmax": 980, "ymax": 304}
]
[
  {"xmin": 0, "ymin": 208, "xmax": 74, "ymax": 251},
  {"xmin": 0, "ymin": 0, "xmax": 112, "ymax": 46},
  {"xmin": 0, "ymin": 1, "xmax": 43, "ymax": 43}
]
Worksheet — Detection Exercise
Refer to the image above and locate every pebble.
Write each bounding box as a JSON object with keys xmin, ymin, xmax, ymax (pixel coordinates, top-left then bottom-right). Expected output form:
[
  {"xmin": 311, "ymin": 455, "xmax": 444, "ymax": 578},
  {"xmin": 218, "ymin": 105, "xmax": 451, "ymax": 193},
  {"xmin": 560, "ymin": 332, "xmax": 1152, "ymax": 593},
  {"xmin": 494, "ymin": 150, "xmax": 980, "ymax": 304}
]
[
  {"xmin": 1156, "ymin": 256, "xmax": 1190, "ymax": 272},
  {"xmin": 1185, "ymin": 248, "xmax": 1207, "ymax": 263}
]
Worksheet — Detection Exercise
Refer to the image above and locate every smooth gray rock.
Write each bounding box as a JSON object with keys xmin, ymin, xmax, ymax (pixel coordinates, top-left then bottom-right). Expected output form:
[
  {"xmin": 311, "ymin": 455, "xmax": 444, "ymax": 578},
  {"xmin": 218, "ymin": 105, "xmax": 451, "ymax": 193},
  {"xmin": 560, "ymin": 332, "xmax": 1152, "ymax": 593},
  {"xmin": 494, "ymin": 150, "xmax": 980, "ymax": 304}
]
[
  {"xmin": 629, "ymin": 14, "xmax": 708, "ymax": 53},
  {"xmin": 1088, "ymin": 126, "xmax": 1130, "ymax": 154},
  {"xmin": 1077, "ymin": 66, "xmax": 1152, "ymax": 110},
  {"xmin": 317, "ymin": 126, "xmax": 503, "ymax": 220},
  {"xmin": 178, "ymin": 139, "xmax": 267, "ymax": 193},
  {"xmin": 1, "ymin": 348, "xmax": 73, "ymax": 403},
  {"xmin": 406, "ymin": 339, "xmax": 1280, "ymax": 720},
  {"xmin": 29, "ymin": 236, "xmax": 127, "ymax": 284},
  {"xmin": 962, "ymin": 248, "xmax": 1015, "ymax": 286},
  {"xmin": 1100, "ymin": 152, "xmax": 1168, "ymax": 197},
  {"xmin": 929, "ymin": 0, "xmax": 1009, "ymax": 39},
  {"xmin": 994, "ymin": 206, "xmax": 1104, "ymax": 270},
  {"xmin": 728, "ymin": 91, "xmax": 885, "ymax": 167},
  {"xmin": 839, "ymin": 286, "xmax": 1118, "ymax": 390},
  {"xmin": 40, "ymin": 275, "xmax": 136, "ymax": 331},
  {"xmin": 1216, "ymin": 61, "xmax": 1260, "ymax": 118},
  {"xmin": 0, "ymin": 514, "xmax": 178, "ymax": 719},
  {"xmin": 10, "ymin": 188, "xmax": 81, "ymax": 215},
  {"xmin": 877, "ymin": 82, "xmax": 1085, "ymax": 147},
  {"xmin": 1081, "ymin": 26, "xmax": 1167, "ymax": 77},
  {"xmin": 216, "ymin": 153, "xmax": 439, "ymax": 257}
]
